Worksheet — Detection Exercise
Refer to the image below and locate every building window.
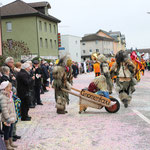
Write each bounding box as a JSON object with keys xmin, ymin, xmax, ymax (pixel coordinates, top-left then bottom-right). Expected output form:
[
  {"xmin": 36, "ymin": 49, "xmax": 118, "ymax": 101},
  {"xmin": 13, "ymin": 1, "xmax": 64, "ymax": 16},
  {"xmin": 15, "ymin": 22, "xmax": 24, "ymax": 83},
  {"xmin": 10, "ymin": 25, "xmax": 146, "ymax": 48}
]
[
  {"xmin": 54, "ymin": 25, "xmax": 56, "ymax": 34},
  {"xmin": 45, "ymin": 39, "xmax": 48, "ymax": 48},
  {"xmin": 96, "ymin": 49, "xmax": 99, "ymax": 53},
  {"xmin": 49, "ymin": 24, "xmax": 51, "ymax": 32},
  {"xmin": 6, "ymin": 22, "xmax": 12, "ymax": 32},
  {"xmin": 95, "ymin": 40, "xmax": 98, "ymax": 44},
  {"xmin": 75, "ymin": 40, "xmax": 77, "ymax": 44},
  {"xmin": 50, "ymin": 39, "xmax": 53, "ymax": 48},
  {"xmin": 44, "ymin": 22, "xmax": 47, "ymax": 32},
  {"xmin": 82, "ymin": 43, "xmax": 85, "ymax": 45},
  {"xmin": 83, "ymin": 50, "xmax": 85, "ymax": 54},
  {"xmin": 40, "ymin": 38, "xmax": 43, "ymax": 47},
  {"xmin": 54, "ymin": 40, "xmax": 57, "ymax": 48},
  {"xmin": 39, "ymin": 21, "xmax": 42, "ymax": 31},
  {"xmin": 89, "ymin": 49, "xmax": 92, "ymax": 53}
]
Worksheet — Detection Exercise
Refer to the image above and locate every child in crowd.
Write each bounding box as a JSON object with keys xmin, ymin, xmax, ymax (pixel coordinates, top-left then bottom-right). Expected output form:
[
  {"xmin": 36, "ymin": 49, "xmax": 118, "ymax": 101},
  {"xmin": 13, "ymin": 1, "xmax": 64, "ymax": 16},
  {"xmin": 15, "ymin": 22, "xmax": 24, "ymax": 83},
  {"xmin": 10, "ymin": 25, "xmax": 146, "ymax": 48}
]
[{"xmin": 0, "ymin": 81, "xmax": 17, "ymax": 149}]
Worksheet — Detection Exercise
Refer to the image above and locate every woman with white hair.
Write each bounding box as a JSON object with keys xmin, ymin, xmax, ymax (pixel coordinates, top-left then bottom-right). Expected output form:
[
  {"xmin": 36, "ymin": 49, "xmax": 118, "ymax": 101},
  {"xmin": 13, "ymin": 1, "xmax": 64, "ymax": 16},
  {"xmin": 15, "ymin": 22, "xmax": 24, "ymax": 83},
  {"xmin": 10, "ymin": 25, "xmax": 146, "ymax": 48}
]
[
  {"xmin": 0, "ymin": 66, "xmax": 11, "ymax": 83},
  {"xmin": 16, "ymin": 63, "xmax": 34, "ymax": 121}
]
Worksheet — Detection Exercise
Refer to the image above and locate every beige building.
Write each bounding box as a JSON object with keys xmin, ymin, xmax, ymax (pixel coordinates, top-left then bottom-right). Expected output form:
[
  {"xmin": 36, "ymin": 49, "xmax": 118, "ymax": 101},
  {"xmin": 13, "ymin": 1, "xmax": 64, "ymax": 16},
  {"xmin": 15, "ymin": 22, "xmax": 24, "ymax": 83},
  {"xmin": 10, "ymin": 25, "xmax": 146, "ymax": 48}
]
[
  {"xmin": 80, "ymin": 29, "xmax": 126, "ymax": 61},
  {"xmin": 80, "ymin": 34, "xmax": 114, "ymax": 61},
  {"xmin": 97, "ymin": 30, "xmax": 126, "ymax": 54}
]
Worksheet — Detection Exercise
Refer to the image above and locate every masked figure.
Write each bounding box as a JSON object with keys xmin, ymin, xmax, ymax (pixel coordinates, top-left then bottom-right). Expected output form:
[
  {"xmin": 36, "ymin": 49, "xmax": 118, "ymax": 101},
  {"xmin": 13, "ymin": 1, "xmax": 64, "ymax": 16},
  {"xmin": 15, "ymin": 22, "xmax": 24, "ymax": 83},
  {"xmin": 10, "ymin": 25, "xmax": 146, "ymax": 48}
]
[
  {"xmin": 52, "ymin": 55, "xmax": 73, "ymax": 114},
  {"xmin": 97, "ymin": 54, "xmax": 113, "ymax": 94},
  {"xmin": 130, "ymin": 51, "xmax": 142, "ymax": 82},
  {"xmin": 110, "ymin": 50, "xmax": 136, "ymax": 108}
]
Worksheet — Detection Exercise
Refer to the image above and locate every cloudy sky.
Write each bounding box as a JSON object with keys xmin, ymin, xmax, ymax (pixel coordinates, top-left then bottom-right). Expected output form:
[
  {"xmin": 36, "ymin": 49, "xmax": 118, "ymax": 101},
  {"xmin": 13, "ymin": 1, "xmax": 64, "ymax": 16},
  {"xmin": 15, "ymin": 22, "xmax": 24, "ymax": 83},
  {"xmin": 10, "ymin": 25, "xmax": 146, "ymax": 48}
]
[{"xmin": 1, "ymin": 0, "xmax": 150, "ymax": 49}]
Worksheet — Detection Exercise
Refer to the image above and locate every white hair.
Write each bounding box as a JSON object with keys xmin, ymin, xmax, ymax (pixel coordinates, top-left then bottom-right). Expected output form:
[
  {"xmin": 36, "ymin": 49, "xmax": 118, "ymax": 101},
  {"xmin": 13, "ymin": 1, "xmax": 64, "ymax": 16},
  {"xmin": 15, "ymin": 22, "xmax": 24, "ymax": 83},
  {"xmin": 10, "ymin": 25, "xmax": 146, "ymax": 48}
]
[
  {"xmin": 21, "ymin": 62, "xmax": 30, "ymax": 69},
  {"xmin": 26, "ymin": 61, "xmax": 32, "ymax": 65},
  {"xmin": 5, "ymin": 57, "xmax": 14, "ymax": 64},
  {"xmin": 1, "ymin": 66, "xmax": 10, "ymax": 74}
]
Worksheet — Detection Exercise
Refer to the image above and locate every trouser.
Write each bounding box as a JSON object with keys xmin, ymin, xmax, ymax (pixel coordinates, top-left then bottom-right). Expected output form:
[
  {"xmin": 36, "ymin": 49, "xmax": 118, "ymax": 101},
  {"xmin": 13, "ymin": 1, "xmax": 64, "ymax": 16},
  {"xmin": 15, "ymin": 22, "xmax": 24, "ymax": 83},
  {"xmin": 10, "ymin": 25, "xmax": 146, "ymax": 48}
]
[
  {"xmin": 12, "ymin": 123, "xmax": 16, "ymax": 136},
  {"xmin": 50, "ymin": 73, "xmax": 53, "ymax": 84},
  {"xmin": 96, "ymin": 90, "xmax": 109, "ymax": 99},
  {"xmin": 21, "ymin": 98, "xmax": 29, "ymax": 119},
  {"xmin": 34, "ymin": 86, "xmax": 41, "ymax": 104},
  {"xmin": 43, "ymin": 79, "xmax": 48, "ymax": 91},
  {"xmin": 3, "ymin": 123, "xmax": 13, "ymax": 140},
  {"xmin": 95, "ymin": 72, "xmax": 100, "ymax": 77}
]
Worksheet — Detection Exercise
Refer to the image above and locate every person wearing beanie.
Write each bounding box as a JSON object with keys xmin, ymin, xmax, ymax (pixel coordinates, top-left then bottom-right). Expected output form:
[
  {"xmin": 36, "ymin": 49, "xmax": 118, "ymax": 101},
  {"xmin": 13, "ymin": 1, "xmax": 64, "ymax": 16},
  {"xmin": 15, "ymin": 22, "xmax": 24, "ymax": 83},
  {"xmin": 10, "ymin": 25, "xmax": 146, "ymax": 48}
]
[
  {"xmin": 16, "ymin": 63, "xmax": 35, "ymax": 121},
  {"xmin": 0, "ymin": 81, "xmax": 17, "ymax": 149}
]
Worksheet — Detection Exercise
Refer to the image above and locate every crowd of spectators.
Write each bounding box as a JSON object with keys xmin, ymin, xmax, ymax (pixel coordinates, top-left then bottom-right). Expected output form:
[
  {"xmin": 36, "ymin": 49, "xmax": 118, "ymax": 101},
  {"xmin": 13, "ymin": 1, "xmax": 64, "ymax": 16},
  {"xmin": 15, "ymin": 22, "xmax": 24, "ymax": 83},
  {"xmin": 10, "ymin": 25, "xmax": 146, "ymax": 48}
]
[
  {"xmin": 0, "ymin": 57, "xmax": 55, "ymax": 149},
  {"xmin": 0, "ymin": 57, "xmax": 94, "ymax": 149}
]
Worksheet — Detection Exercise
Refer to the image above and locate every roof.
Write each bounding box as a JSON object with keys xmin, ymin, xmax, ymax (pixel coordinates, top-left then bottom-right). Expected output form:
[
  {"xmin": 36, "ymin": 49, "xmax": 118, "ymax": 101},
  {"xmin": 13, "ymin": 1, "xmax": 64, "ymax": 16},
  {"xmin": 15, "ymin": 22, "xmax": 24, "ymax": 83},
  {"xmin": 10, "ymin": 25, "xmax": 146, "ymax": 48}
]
[
  {"xmin": 109, "ymin": 31, "xmax": 121, "ymax": 37},
  {"xmin": 1, "ymin": 0, "xmax": 60, "ymax": 23},
  {"xmin": 96, "ymin": 29, "xmax": 119, "ymax": 42},
  {"xmin": 81, "ymin": 34, "xmax": 114, "ymax": 42},
  {"xmin": 28, "ymin": 2, "xmax": 51, "ymax": 8}
]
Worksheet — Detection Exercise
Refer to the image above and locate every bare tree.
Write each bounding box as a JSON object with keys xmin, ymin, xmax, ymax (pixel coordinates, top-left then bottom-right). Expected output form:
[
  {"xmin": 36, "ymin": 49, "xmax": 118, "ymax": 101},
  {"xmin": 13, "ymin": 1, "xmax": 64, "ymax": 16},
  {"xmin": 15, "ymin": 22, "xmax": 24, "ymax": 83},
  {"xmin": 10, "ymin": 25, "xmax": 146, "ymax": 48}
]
[{"xmin": 2, "ymin": 40, "xmax": 31, "ymax": 61}]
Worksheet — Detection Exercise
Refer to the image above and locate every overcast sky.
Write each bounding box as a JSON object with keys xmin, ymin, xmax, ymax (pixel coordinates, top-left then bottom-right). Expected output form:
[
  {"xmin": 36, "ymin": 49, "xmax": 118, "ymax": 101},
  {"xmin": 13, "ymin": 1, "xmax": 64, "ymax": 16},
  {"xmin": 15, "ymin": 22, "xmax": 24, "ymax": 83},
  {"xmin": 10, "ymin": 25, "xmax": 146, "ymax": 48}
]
[{"xmin": 1, "ymin": 0, "xmax": 150, "ymax": 49}]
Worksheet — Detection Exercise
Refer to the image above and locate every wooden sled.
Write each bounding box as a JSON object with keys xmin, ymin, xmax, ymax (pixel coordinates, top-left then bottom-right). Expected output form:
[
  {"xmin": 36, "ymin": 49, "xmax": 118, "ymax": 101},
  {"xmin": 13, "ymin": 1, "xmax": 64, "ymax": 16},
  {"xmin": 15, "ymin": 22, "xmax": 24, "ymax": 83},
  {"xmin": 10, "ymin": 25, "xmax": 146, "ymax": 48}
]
[{"xmin": 62, "ymin": 87, "xmax": 120, "ymax": 114}]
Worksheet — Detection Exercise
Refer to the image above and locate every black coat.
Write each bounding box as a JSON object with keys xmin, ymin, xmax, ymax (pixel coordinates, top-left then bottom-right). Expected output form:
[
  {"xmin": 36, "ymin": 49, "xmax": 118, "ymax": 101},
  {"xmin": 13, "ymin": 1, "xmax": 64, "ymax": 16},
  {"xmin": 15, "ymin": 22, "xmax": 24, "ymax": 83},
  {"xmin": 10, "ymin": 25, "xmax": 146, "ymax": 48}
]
[
  {"xmin": 4, "ymin": 64, "xmax": 17, "ymax": 88},
  {"xmin": 0, "ymin": 75, "xmax": 11, "ymax": 83},
  {"xmin": 16, "ymin": 69, "xmax": 33, "ymax": 100},
  {"xmin": 34, "ymin": 67, "xmax": 42, "ymax": 87},
  {"xmin": 41, "ymin": 64, "xmax": 49, "ymax": 80}
]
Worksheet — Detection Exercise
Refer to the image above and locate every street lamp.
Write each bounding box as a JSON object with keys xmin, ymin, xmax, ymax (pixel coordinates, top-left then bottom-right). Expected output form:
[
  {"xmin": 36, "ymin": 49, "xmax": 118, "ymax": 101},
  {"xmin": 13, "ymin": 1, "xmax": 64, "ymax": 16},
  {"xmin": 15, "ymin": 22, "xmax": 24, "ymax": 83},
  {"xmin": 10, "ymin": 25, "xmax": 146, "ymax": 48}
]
[{"xmin": 0, "ymin": 2, "xmax": 2, "ymax": 56}]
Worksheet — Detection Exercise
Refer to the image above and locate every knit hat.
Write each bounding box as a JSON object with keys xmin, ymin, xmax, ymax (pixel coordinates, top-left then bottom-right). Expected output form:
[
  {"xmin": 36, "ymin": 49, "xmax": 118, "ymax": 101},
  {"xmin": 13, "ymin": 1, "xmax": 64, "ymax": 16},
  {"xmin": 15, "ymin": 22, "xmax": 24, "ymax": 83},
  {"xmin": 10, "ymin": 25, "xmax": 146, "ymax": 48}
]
[
  {"xmin": 21, "ymin": 62, "xmax": 30, "ymax": 69},
  {"xmin": 0, "ymin": 81, "xmax": 9, "ymax": 90}
]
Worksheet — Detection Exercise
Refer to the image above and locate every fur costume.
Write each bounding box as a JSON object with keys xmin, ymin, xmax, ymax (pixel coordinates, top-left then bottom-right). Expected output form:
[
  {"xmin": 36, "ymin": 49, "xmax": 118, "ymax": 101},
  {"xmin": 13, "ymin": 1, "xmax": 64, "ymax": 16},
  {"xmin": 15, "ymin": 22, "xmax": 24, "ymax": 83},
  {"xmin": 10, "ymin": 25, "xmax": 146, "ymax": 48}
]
[
  {"xmin": 52, "ymin": 55, "xmax": 73, "ymax": 114},
  {"xmin": 110, "ymin": 50, "xmax": 136, "ymax": 108},
  {"xmin": 97, "ymin": 54, "xmax": 113, "ymax": 93}
]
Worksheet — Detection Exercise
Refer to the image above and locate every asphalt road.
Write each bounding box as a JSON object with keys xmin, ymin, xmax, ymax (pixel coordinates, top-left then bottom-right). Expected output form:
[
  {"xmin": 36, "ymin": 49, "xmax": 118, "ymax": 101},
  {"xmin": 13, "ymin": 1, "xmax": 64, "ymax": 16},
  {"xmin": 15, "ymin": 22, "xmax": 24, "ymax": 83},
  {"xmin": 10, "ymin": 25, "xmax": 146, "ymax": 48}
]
[{"xmin": 15, "ymin": 71, "xmax": 150, "ymax": 150}]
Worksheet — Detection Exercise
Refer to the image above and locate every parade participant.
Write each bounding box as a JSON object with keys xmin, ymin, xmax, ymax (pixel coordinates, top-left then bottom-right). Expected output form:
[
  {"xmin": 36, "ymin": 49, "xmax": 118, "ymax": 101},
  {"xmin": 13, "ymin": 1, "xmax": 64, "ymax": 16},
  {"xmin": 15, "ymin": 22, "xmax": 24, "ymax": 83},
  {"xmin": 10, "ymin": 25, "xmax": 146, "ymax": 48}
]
[
  {"xmin": 0, "ymin": 81, "xmax": 17, "ymax": 149},
  {"xmin": 141, "ymin": 58, "xmax": 146, "ymax": 76},
  {"xmin": 91, "ymin": 52, "xmax": 100, "ymax": 77},
  {"xmin": 97, "ymin": 54, "xmax": 113, "ymax": 94},
  {"xmin": 130, "ymin": 51, "xmax": 142, "ymax": 82},
  {"xmin": 110, "ymin": 50, "xmax": 136, "ymax": 108},
  {"xmin": 52, "ymin": 55, "xmax": 73, "ymax": 114},
  {"xmin": 109, "ymin": 58, "xmax": 117, "ymax": 82},
  {"xmin": 88, "ymin": 75, "xmax": 116, "ymax": 106},
  {"xmin": 93, "ymin": 62, "xmax": 100, "ymax": 77}
]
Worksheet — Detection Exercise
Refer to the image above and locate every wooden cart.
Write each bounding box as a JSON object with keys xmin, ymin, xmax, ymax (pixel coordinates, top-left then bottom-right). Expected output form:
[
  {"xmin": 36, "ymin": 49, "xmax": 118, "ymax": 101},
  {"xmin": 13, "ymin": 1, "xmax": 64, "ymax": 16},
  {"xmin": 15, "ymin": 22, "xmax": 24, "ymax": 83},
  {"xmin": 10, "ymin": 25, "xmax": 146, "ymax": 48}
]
[{"xmin": 62, "ymin": 87, "xmax": 120, "ymax": 114}]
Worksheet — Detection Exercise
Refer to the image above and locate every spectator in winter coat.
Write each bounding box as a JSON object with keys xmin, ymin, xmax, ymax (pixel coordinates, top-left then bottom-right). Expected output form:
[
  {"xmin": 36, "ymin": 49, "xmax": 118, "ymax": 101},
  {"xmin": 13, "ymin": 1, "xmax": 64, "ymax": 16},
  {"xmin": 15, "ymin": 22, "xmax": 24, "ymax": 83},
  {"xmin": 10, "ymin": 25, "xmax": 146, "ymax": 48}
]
[
  {"xmin": 41, "ymin": 61, "xmax": 49, "ymax": 92},
  {"xmin": 0, "ymin": 81, "xmax": 17, "ymax": 149},
  {"xmin": 33, "ymin": 60, "xmax": 43, "ymax": 105},
  {"xmin": 4, "ymin": 57, "xmax": 17, "ymax": 89},
  {"xmin": 0, "ymin": 66, "xmax": 11, "ymax": 83},
  {"xmin": 0, "ymin": 66, "xmax": 21, "ymax": 142},
  {"xmin": 16, "ymin": 63, "xmax": 34, "ymax": 121},
  {"xmin": 49, "ymin": 62, "xmax": 54, "ymax": 85}
]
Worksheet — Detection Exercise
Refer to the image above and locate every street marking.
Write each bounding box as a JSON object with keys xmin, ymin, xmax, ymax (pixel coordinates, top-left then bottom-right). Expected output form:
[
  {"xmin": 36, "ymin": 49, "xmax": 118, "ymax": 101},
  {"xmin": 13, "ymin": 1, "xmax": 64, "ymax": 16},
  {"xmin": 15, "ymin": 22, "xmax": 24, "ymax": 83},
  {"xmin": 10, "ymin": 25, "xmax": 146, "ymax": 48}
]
[{"xmin": 132, "ymin": 109, "xmax": 150, "ymax": 125}]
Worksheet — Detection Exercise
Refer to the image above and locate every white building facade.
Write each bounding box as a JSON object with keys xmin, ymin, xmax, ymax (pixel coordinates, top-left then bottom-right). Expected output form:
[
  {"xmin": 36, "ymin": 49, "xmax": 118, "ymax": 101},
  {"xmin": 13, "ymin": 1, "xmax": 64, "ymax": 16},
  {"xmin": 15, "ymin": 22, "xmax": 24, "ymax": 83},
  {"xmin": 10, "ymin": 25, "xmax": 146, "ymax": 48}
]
[
  {"xmin": 80, "ymin": 34, "xmax": 114, "ymax": 61},
  {"xmin": 60, "ymin": 35, "xmax": 82, "ymax": 62}
]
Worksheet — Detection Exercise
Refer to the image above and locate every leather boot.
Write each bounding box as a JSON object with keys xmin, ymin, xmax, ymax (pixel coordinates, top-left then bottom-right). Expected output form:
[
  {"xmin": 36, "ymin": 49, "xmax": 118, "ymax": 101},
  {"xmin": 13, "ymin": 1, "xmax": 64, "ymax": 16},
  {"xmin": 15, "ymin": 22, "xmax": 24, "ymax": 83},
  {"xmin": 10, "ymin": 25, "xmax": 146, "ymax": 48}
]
[
  {"xmin": 9, "ymin": 138, "xmax": 18, "ymax": 148},
  {"xmin": 4, "ymin": 140, "xmax": 14, "ymax": 150}
]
